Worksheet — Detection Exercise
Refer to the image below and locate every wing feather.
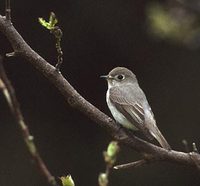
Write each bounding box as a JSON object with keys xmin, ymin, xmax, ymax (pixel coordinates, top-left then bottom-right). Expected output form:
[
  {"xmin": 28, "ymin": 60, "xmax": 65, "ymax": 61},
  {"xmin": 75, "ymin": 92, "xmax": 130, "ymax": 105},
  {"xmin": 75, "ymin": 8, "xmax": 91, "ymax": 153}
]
[{"xmin": 109, "ymin": 85, "xmax": 153, "ymax": 140}]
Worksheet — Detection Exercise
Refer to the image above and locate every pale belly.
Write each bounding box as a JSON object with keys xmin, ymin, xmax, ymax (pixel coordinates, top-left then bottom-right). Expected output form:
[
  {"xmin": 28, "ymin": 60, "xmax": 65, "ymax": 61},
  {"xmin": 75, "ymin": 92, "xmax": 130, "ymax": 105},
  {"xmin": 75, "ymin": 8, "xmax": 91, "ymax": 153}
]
[{"xmin": 106, "ymin": 91, "xmax": 138, "ymax": 131}]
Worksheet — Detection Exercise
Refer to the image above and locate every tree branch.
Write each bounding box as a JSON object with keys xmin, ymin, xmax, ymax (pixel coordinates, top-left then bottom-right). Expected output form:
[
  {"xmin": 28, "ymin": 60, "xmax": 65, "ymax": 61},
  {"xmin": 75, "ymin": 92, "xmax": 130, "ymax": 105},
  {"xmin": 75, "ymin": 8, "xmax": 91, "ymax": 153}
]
[
  {"xmin": 5, "ymin": 0, "xmax": 11, "ymax": 20},
  {"xmin": 0, "ymin": 55, "xmax": 59, "ymax": 186},
  {"xmin": 1, "ymin": 14, "xmax": 200, "ymax": 171},
  {"xmin": 114, "ymin": 159, "xmax": 148, "ymax": 170}
]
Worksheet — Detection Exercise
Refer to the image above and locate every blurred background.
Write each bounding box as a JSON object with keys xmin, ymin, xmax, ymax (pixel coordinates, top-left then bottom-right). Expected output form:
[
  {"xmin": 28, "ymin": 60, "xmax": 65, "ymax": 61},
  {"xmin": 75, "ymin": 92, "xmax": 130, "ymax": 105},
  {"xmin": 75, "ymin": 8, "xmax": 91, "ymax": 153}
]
[{"xmin": 1, "ymin": 0, "xmax": 200, "ymax": 185}]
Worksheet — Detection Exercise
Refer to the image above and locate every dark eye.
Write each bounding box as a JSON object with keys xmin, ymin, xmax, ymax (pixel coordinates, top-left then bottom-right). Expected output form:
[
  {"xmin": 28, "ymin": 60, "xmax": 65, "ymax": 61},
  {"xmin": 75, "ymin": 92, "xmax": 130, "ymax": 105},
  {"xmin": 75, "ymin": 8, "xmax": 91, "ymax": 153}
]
[{"xmin": 116, "ymin": 74, "xmax": 125, "ymax": 80}]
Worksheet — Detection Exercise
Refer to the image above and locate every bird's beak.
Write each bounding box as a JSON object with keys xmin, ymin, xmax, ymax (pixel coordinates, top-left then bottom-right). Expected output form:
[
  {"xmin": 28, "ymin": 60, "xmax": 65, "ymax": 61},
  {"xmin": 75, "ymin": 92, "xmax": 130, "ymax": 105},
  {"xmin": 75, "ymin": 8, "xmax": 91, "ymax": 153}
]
[{"xmin": 100, "ymin": 75, "xmax": 109, "ymax": 79}]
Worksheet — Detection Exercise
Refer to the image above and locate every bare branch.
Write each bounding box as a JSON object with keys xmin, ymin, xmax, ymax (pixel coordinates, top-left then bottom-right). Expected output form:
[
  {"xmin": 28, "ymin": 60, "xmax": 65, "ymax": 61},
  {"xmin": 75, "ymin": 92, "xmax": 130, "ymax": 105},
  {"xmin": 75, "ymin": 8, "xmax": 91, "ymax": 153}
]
[
  {"xmin": 0, "ymin": 55, "xmax": 59, "ymax": 186},
  {"xmin": 5, "ymin": 0, "xmax": 11, "ymax": 20},
  {"xmin": 0, "ymin": 14, "xmax": 200, "ymax": 171},
  {"xmin": 114, "ymin": 159, "xmax": 148, "ymax": 170},
  {"xmin": 189, "ymin": 152, "xmax": 200, "ymax": 170}
]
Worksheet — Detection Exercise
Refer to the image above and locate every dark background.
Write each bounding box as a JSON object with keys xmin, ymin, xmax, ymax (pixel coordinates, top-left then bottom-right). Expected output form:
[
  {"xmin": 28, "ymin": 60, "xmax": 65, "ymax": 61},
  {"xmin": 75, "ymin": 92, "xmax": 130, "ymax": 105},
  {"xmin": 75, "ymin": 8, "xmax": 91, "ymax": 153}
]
[{"xmin": 1, "ymin": 0, "xmax": 200, "ymax": 185}]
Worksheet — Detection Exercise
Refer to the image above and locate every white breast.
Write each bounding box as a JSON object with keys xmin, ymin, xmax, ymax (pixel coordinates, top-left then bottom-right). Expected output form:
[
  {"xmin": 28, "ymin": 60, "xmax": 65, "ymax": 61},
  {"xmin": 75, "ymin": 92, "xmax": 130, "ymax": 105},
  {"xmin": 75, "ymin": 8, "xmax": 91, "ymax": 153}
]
[{"xmin": 106, "ymin": 89, "xmax": 138, "ymax": 130}]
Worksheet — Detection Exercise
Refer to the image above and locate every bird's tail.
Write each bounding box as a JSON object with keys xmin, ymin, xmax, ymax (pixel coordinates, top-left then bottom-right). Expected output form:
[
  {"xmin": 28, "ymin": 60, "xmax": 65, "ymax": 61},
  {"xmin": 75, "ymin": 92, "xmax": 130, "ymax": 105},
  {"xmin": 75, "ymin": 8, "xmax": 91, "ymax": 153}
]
[{"xmin": 150, "ymin": 128, "xmax": 171, "ymax": 150}]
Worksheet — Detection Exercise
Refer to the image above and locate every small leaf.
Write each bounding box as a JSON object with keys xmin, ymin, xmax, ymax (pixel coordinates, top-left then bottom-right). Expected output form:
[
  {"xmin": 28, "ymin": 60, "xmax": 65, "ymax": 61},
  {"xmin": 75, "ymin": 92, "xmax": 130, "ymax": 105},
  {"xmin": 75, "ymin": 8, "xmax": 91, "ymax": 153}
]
[
  {"xmin": 60, "ymin": 175, "xmax": 75, "ymax": 186},
  {"xmin": 107, "ymin": 141, "xmax": 119, "ymax": 158},
  {"xmin": 38, "ymin": 12, "xmax": 58, "ymax": 30},
  {"xmin": 98, "ymin": 173, "xmax": 108, "ymax": 186},
  {"xmin": 38, "ymin": 18, "xmax": 52, "ymax": 30},
  {"xmin": 49, "ymin": 12, "xmax": 58, "ymax": 27},
  {"xmin": 103, "ymin": 141, "xmax": 120, "ymax": 165}
]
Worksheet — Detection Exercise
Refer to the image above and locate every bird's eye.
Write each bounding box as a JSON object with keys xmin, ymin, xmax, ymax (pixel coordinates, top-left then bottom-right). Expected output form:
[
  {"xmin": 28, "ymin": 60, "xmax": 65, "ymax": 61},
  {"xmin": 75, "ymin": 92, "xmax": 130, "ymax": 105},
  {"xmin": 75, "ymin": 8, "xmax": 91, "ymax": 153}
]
[{"xmin": 116, "ymin": 74, "xmax": 125, "ymax": 80}]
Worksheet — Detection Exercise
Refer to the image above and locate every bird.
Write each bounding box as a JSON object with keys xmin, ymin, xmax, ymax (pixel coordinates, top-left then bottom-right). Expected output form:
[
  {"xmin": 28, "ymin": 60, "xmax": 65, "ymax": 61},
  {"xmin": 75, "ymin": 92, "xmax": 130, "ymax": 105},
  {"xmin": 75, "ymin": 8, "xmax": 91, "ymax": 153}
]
[{"xmin": 101, "ymin": 67, "xmax": 171, "ymax": 150}]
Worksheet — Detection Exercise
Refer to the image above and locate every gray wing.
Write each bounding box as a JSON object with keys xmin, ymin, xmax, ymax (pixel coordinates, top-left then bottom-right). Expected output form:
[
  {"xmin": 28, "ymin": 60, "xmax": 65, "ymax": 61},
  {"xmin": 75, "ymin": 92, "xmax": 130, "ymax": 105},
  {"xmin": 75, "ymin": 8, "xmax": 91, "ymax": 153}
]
[{"xmin": 109, "ymin": 84, "xmax": 154, "ymax": 140}]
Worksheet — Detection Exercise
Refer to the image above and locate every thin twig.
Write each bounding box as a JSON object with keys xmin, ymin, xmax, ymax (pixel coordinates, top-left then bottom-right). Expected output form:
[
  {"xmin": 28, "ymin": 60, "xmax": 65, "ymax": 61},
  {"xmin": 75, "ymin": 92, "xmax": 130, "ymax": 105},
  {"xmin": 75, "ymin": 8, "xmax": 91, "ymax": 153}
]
[
  {"xmin": 114, "ymin": 159, "xmax": 148, "ymax": 170},
  {"xmin": 38, "ymin": 12, "xmax": 63, "ymax": 71},
  {"xmin": 99, "ymin": 141, "xmax": 119, "ymax": 186},
  {"xmin": 0, "ymin": 55, "xmax": 59, "ymax": 186},
  {"xmin": 52, "ymin": 26, "xmax": 63, "ymax": 71},
  {"xmin": 5, "ymin": 0, "xmax": 11, "ymax": 20}
]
